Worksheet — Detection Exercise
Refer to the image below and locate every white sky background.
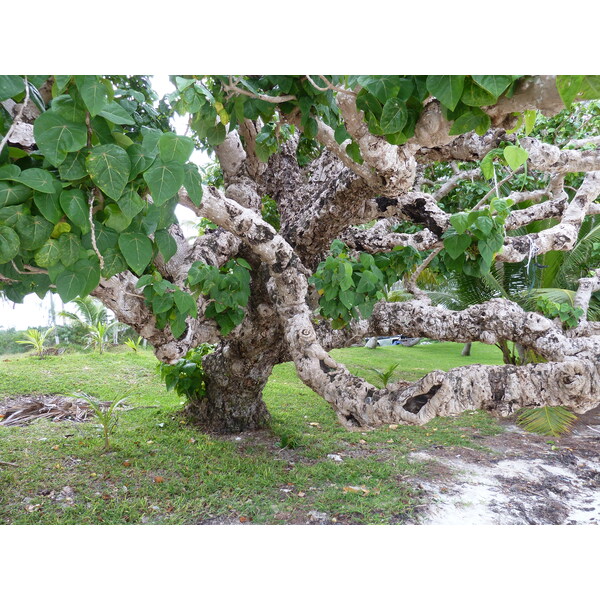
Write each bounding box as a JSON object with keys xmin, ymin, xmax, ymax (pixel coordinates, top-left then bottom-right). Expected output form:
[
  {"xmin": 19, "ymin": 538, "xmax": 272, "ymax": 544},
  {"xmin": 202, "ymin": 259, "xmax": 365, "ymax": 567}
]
[{"xmin": 0, "ymin": 75, "xmax": 209, "ymax": 330}]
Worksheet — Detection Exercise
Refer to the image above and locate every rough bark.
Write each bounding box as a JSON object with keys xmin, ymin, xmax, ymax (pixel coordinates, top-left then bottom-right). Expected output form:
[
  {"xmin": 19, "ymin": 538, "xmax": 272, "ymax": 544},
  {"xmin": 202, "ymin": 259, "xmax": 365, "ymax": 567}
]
[{"xmin": 71, "ymin": 77, "xmax": 600, "ymax": 431}]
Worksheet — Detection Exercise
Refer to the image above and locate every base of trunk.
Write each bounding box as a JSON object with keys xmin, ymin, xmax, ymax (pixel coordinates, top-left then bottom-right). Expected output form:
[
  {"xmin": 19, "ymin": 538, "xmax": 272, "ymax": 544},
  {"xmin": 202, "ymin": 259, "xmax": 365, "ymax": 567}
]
[{"xmin": 184, "ymin": 345, "xmax": 274, "ymax": 433}]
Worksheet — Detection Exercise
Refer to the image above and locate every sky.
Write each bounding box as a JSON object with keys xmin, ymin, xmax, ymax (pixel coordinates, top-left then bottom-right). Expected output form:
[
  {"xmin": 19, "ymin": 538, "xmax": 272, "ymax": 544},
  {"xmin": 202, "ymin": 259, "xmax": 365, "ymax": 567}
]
[{"xmin": 0, "ymin": 76, "xmax": 208, "ymax": 331}]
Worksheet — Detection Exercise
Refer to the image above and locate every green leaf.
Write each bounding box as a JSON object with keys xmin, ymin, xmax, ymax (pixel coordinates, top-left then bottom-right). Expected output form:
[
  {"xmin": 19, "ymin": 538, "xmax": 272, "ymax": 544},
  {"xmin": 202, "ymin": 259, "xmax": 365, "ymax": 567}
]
[
  {"xmin": 60, "ymin": 189, "xmax": 90, "ymax": 232},
  {"xmin": 0, "ymin": 226, "xmax": 20, "ymax": 263},
  {"xmin": 503, "ymin": 145, "xmax": 529, "ymax": 170},
  {"xmin": 449, "ymin": 108, "xmax": 491, "ymax": 136},
  {"xmin": 170, "ymin": 313, "xmax": 188, "ymax": 338},
  {"xmin": 103, "ymin": 203, "xmax": 132, "ymax": 232},
  {"xmin": 426, "ymin": 75, "xmax": 465, "ymax": 111},
  {"xmin": 51, "ymin": 222, "xmax": 71, "ymax": 239},
  {"xmin": 334, "ymin": 124, "xmax": 351, "ymax": 145},
  {"xmin": 86, "ymin": 144, "xmax": 131, "ymax": 200},
  {"xmin": 0, "ymin": 75, "xmax": 25, "ymax": 101},
  {"xmin": 101, "ymin": 247, "xmax": 127, "ymax": 278},
  {"xmin": 444, "ymin": 233, "xmax": 472, "ymax": 259},
  {"xmin": 55, "ymin": 267, "xmax": 84, "ymax": 302},
  {"xmin": 174, "ymin": 289, "xmax": 198, "ymax": 318},
  {"xmin": 18, "ymin": 168, "xmax": 56, "ymax": 193},
  {"xmin": 98, "ymin": 101, "xmax": 135, "ymax": 125},
  {"xmin": 357, "ymin": 76, "xmax": 401, "ymax": 103},
  {"xmin": 0, "ymin": 181, "xmax": 32, "ymax": 208},
  {"xmin": 155, "ymin": 229, "xmax": 177, "ymax": 263},
  {"xmin": 346, "ymin": 142, "xmax": 363, "ymax": 164},
  {"xmin": 0, "ymin": 165, "xmax": 21, "ymax": 181},
  {"xmin": 449, "ymin": 212, "xmax": 470, "ymax": 234},
  {"xmin": 304, "ymin": 117, "xmax": 318, "ymax": 139},
  {"xmin": 524, "ymin": 110, "xmax": 537, "ymax": 136},
  {"xmin": 57, "ymin": 233, "xmax": 82, "ymax": 267},
  {"xmin": 53, "ymin": 76, "xmax": 72, "ymax": 95},
  {"xmin": 118, "ymin": 231, "xmax": 154, "ymax": 275},
  {"xmin": 15, "ymin": 215, "xmax": 53, "ymax": 250},
  {"xmin": 471, "ymin": 76, "xmax": 513, "ymax": 97},
  {"xmin": 58, "ymin": 150, "xmax": 88, "ymax": 181},
  {"xmin": 517, "ymin": 406, "xmax": 577, "ymax": 436},
  {"xmin": 183, "ymin": 163, "xmax": 203, "ymax": 206},
  {"xmin": 34, "ymin": 239, "xmax": 61, "ymax": 267},
  {"xmin": 461, "ymin": 78, "xmax": 498, "ymax": 107},
  {"xmin": 51, "ymin": 95, "xmax": 87, "ymax": 123},
  {"xmin": 118, "ymin": 186, "xmax": 145, "ymax": 219},
  {"xmin": 33, "ymin": 111, "xmax": 87, "ymax": 166},
  {"xmin": 143, "ymin": 161, "xmax": 184, "ymax": 205},
  {"xmin": 126, "ymin": 143, "xmax": 156, "ymax": 179},
  {"xmin": 474, "ymin": 215, "xmax": 494, "ymax": 236},
  {"xmin": 578, "ymin": 76, "xmax": 600, "ymax": 100},
  {"xmin": 379, "ymin": 98, "xmax": 408, "ymax": 134},
  {"xmin": 158, "ymin": 132, "xmax": 195, "ymax": 164},
  {"xmin": 206, "ymin": 123, "xmax": 227, "ymax": 146},
  {"xmin": 33, "ymin": 181, "xmax": 63, "ymax": 224},
  {"xmin": 75, "ymin": 75, "xmax": 108, "ymax": 116},
  {"xmin": 556, "ymin": 75, "xmax": 584, "ymax": 107}
]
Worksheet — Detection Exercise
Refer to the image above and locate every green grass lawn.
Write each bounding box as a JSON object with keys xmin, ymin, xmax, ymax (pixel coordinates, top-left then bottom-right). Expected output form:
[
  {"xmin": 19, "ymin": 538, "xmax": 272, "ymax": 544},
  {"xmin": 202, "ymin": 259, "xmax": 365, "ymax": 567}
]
[{"xmin": 0, "ymin": 342, "xmax": 505, "ymax": 525}]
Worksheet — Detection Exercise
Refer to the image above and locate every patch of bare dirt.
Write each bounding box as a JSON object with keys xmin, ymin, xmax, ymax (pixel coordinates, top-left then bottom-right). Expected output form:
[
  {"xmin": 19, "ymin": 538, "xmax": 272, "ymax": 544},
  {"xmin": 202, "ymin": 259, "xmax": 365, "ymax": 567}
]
[{"xmin": 408, "ymin": 407, "xmax": 600, "ymax": 525}]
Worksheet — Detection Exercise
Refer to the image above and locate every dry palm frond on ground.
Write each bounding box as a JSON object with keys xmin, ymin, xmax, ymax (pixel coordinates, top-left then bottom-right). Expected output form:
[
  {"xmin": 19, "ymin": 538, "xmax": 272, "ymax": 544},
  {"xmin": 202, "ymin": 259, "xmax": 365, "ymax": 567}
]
[{"xmin": 0, "ymin": 395, "xmax": 111, "ymax": 427}]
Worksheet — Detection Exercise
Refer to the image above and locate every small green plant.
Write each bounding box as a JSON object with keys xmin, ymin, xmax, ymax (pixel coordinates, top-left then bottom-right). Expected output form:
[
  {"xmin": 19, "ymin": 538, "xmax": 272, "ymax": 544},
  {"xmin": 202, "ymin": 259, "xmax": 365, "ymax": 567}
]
[
  {"xmin": 86, "ymin": 321, "xmax": 119, "ymax": 354},
  {"xmin": 363, "ymin": 362, "xmax": 403, "ymax": 388},
  {"xmin": 15, "ymin": 327, "xmax": 55, "ymax": 359},
  {"xmin": 124, "ymin": 336, "xmax": 143, "ymax": 352},
  {"xmin": 158, "ymin": 344, "xmax": 215, "ymax": 403},
  {"xmin": 516, "ymin": 405, "xmax": 578, "ymax": 436},
  {"xmin": 74, "ymin": 391, "xmax": 128, "ymax": 451},
  {"xmin": 535, "ymin": 297, "xmax": 584, "ymax": 329}
]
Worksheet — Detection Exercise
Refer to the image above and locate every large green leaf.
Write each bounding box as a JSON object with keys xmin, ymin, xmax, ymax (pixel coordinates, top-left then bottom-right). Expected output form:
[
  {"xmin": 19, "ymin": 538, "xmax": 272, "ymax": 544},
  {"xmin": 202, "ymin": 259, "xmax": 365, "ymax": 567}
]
[
  {"xmin": 101, "ymin": 247, "xmax": 127, "ymax": 278},
  {"xmin": 75, "ymin": 75, "xmax": 108, "ymax": 116},
  {"xmin": 158, "ymin": 132, "xmax": 195, "ymax": 164},
  {"xmin": 74, "ymin": 258, "xmax": 101, "ymax": 296},
  {"xmin": 34, "ymin": 239, "xmax": 61, "ymax": 267},
  {"xmin": 444, "ymin": 233, "xmax": 472, "ymax": 259},
  {"xmin": 504, "ymin": 145, "xmax": 529, "ymax": 170},
  {"xmin": 51, "ymin": 95, "xmax": 87, "ymax": 123},
  {"xmin": 155, "ymin": 229, "xmax": 177, "ymax": 263},
  {"xmin": 118, "ymin": 186, "xmax": 145, "ymax": 219},
  {"xmin": 55, "ymin": 267, "xmax": 86, "ymax": 302},
  {"xmin": 58, "ymin": 150, "xmax": 89, "ymax": 181},
  {"xmin": 33, "ymin": 111, "xmax": 87, "ymax": 166},
  {"xmin": 461, "ymin": 78, "xmax": 498, "ymax": 107},
  {"xmin": 0, "ymin": 165, "xmax": 21, "ymax": 181},
  {"xmin": 103, "ymin": 204, "xmax": 131, "ymax": 232},
  {"xmin": 426, "ymin": 75, "xmax": 465, "ymax": 111},
  {"xmin": 0, "ymin": 75, "xmax": 24, "ymax": 101},
  {"xmin": 0, "ymin": 226, "xmax": 20, "ymax": 263},
  {"xmin": 57, "ymin": 232, "xmax": 82, "ymax": 267},
  {"xmin": 126, "ymin": 143, "xmax": 156, "ymax": 179},
  {"xmin": 449, "ymin": 108, "xmax": 491, "ymax": 136},
  {"xmin": 18, "ymin": 168, "xmax": 57, "ymax": 193},
  {"xmin": 143, "ymin": 160, "xmax": 184, "ymax": 205},
  {"xmin": 60, "ymin": 189, "xmax": 90, "ymax": 232},
  {"xmin": 556, "ymin": 75, "xmax": 584, "ymax": 108},
  {"xmin": 356, "ymin": 76, "xmax": 401, "ymax": 104},
  {"xmin": 380, "ymin": 98, "xmax": 408, "ymax": 134},
  {"xmin": 98, "ymin": 101, "xmax": 135, "ymax": 125},
  {"xmin": 118, "ymin": 231, "xmax": 153, "ymax": 275},
  {"xmin": 15, "ymin": 215, "xmax": 53, "ymax": 250},
  {"xmin": 183, "ymin": 163, "xmax": 203, "ymax": 206},
  {"xmin": 471, "ymin": 76, "xmax": 513, "ymax": 97},
  {"xmin": 0, "ymin": 181, "xmax": 32, "ymax": 208},
  {"xmin": 86, "ymin": 144, "xmax": 131, "ymax": 200},
  {"xmin": 33, "ymin": 180, "xmax": 63, "ymax": 224}
]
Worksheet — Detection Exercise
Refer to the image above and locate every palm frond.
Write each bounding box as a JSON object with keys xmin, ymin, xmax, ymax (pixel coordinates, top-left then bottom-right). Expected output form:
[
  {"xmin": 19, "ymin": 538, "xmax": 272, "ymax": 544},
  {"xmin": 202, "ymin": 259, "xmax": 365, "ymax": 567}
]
[{"xmin": 516, "ymin": 406, "xmax": 577, "ymax": 436}]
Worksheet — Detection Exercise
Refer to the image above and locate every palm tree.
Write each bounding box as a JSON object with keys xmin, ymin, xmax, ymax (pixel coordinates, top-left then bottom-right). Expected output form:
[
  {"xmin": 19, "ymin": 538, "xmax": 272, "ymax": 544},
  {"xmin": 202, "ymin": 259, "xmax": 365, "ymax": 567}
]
[{"xmin": 59, "ymin": 297, "xmax": 119, "ymax": 354}]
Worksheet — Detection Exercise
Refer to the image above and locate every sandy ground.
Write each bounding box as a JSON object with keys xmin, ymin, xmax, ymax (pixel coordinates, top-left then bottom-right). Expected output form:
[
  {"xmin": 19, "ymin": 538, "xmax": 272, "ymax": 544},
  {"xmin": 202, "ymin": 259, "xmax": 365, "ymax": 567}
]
[{"xmin": 408, "ymin": 408, "xmax": 600, "ymax": 525}]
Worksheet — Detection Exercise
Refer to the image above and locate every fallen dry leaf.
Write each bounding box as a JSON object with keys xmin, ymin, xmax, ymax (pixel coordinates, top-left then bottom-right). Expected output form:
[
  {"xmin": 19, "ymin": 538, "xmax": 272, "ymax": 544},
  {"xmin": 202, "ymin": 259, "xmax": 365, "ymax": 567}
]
[
  {"xmin": 388, "ymin": 424, "xmax": 399, "ymax": 430},
  {"xmin": 358, "ymin": 439, "xmax": 367, "ymax": 445},
  {"xmin": 154, "ymin": 476, "xmax": 164, "ymax": 483},
  {"xmin": 297, "ymin": 491, "xmax": 305, "ymax": 497},
  {"xmin": 122, "ymin": 461, "xmax": 131, "ymax": 467},
  {"xmin": 342, "ymin": 485, "xmax": 370, "ymax": 495},
  {"xmin": 239, "ymin": 516, "xmax": 248, "ymax": 523},
  {"xmin": 308, "ymin": 422, "xmax": 321, "ymax": 428},
  {"xmin": 189, "ymin": 438, "xmax": 197, "ymax": 444},
  {"xmin": 52, "ymin": 445, "xmax": 59, "ymax": 450},
  {"xmin": 26, "ymin": 504, "xmax": 42, "ymax": 512}
]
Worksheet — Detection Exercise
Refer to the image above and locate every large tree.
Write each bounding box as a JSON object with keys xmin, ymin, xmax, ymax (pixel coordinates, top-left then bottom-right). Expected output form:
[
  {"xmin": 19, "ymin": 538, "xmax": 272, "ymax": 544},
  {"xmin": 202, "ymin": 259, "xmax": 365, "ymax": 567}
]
[{"xmin": 2, "ymin": 74, "xmax": 600, "ymax": 432}]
